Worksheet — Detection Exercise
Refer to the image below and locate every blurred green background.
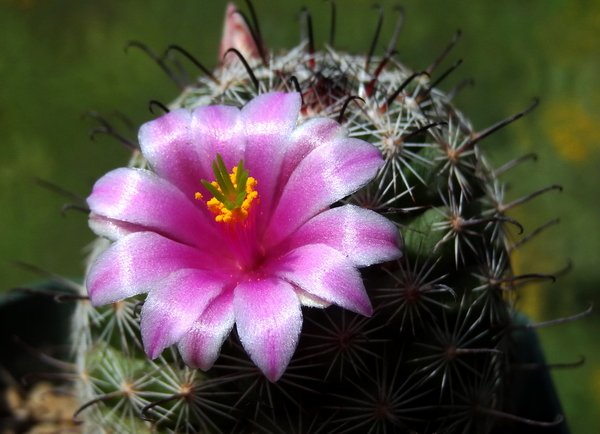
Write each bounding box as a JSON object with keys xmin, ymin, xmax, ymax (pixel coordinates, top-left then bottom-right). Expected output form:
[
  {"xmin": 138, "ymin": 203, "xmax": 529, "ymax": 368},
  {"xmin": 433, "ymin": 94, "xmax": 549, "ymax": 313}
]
[{"xmin": 0, "ymin": 0, "xmax": 598, "ymax": 432}]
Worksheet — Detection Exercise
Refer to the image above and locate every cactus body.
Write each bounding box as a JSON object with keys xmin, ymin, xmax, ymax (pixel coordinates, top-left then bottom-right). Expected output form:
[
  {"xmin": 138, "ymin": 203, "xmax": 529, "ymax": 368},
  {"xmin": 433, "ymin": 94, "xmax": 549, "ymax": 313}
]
[{"xmin": 67, "ymin": 4, "xmax": 565, "ymax": 433}]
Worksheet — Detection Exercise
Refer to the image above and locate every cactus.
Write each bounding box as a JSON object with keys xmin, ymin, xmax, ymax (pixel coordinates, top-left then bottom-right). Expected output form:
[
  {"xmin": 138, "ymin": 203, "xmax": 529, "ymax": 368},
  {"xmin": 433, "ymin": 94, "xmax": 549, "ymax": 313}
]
[{"xmin": 23, "ymin": 2, "xmax": 575, "ymax": 433}]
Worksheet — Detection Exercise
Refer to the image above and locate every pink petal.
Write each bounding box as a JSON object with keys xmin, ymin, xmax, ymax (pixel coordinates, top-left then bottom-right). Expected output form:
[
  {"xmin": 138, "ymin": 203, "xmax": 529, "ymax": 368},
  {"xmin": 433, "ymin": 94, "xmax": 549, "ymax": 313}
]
[
  {"xmin": 138, "ymin": 109, "xmax": 199, "ymax": 199},
  {"xmin": 268, "ymin": 244, "xmax": 372, "ymax": 316},
  {"xmin": 274, "ymin": 117, "xmax": 347, "ymax": 200},
  {"xmin": 240, "ymin": 92, "xmax": 302, "ymax": 223},
  {"xmin": 139, "ymin": 105, "xmax": 247, "ymax": 202},
  {"xmin": 276, "ymin": 205, "xmax": 402, "ymax": 267},
  {"xmin": 234, "ymin": 277, "xmax": 302, "ymax": 382},
  {"xmin": 265, "ymin": 138, "xmax": 384, "ymax": 247},
  {"xmin": 177, "ymin": 290, "xmax": 235, "ymax": 370},
  {"xmin": 87, "ymin": 167, "xmax": 222, "ymax": 251},
  {"xmin": 189, "ymin": 104, "xmax": 245, "ymax": 186},
  {"xmin": 88, "ymin": 213, "xmax": 149, "ymax": 241},
  {"xmin": 86, "ymin": 231, "xmax": 232, "ymax": 306},
  {"xmin": 293, "ymin": 288, "xmax": 331, "ymax": 308},
  {"xmin": 141, "ymin": 269, "xmax": 225, "ymax": 359}
]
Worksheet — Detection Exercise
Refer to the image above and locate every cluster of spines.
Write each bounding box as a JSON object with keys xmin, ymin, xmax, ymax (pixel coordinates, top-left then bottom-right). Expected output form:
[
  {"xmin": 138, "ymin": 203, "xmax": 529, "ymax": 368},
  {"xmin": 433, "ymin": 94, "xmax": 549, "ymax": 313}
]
[{"xmin": 12, "ymin": 2, "xmax": 590, "ymax": 433}]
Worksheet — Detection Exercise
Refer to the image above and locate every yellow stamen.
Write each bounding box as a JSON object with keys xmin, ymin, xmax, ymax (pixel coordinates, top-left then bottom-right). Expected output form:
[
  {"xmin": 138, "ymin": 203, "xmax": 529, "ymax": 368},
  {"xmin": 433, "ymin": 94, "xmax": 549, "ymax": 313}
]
[{"xmin": 197, "ymin": 165, "xmax": 259, "ymax": 224}]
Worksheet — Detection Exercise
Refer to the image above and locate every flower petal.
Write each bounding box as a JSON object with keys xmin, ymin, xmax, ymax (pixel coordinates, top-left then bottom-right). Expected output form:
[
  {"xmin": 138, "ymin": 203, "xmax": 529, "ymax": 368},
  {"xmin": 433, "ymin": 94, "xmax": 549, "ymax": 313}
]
[
  {"xmin": 234, "ymin": 277, "xmax": 302, "ymax": 382},
  {"xmin": 265, "ymin": 137, "xmax": 384, "ymax": 247},
  {"xmin": 269, "ymin": 244, "xmax": 372, "ymax": 316},
  {"xmin": 138, "ymin": 108, "xmax": 199, "ymax": 199},
  {"xmin": 141, "ymin": 269, "xmax": 225, "ymax": 359},
  {"xmin": 241, "ymin": 92, "xmax": 302, "ymax": 221},
  {"xmin": 87, "ymin": 167, "xmax": 222, "ymax": 250},
  {"xmin": 190, "ymin": 104, "xmax": 245, "ymax": 184},
  {"xmin": 139, "ymin": 105, "xmax": 246, "ymax": 202},
  {"xmin": 177, "ymin": 290, "xmax": 235, "ymax": 370},
  {"xmin": 278, "ymin": 117, "xmax": 347, "ymax": 186},
  {"xmin": 276, "ymin": 204, "xmax": 402, "ymax": 267},
  {"xmin": 88, "ymin": 213, "xmax": 149, "ymax": 241},
  {"xmin": 86, "ymin": 231, "xmax": 231, "ymax": 306}
]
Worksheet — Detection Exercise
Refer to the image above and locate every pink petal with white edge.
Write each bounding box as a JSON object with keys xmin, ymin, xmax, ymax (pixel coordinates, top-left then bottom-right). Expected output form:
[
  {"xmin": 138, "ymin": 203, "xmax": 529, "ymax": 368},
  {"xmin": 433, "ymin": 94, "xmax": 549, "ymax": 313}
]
[
  {"xmin": 87, "ymin": 167, "xmax": 222, "ymax": 251},
  {"xmin": 269, "ymin": 244, "xmax": 372, "ymax": 317},
  {"xmin": 140, "ymin": 105, "xmax": 246, "ymax": 202},
  {"xmin": 141, "ymin": 269, "xmax": 225, "ymax": 359},
  {"xmin": 240, "ymin": 92, "xmax": 301, "ymax": 222},
  {"xmin": 265, "ymin": 138, "xmax": 384, "ymax": 247},
  {"xmin": 139, "ymin": 108, "xmax": 199, "ymax": 199},
  {"xmin": 177, "ymin": 290, "xmax": 235, "ymax": 370},
  {"xmin": 276, "ymin": 204, "xmax": 402, "ymax": 267},
  {"xmin": 234, "ymin": 277, "xmax": 302, "ymax": 382},
  {"xmin": 274, "ymin": 117, "xmax": 347, "ymax": 200},
  {"xmin": 88, "ymin": 213, "xmax": 150, "ymax": 241},
  {"xmin": 86, "ymin": 231, "xmax": 232, "ymax": 306},
  {"xmin": 190, "ymin": 104, "xmax": 245, "ymax": 186},
  {"xmin": 294, "ymin": 288, "xmax": 331, "ymax": 308}
]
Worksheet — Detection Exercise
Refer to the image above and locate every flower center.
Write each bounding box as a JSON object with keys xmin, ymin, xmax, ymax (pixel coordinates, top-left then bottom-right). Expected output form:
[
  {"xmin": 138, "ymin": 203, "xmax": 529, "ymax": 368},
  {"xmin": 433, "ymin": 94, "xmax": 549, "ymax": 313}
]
[
  {"xmin": 196, "ymin": 154, "xmax": 259, "ymax": 224},
  {"xmin": 196, "ymin": 154, "xmax": 263, "ymax": 270}
]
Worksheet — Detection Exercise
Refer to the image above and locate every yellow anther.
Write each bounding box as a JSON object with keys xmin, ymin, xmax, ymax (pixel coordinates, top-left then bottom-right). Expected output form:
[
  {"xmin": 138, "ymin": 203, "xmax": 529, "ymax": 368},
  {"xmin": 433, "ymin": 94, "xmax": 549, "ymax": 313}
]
[{"xmin": 202, "ymin": 164, "xmax": 258, "ymax": 224}]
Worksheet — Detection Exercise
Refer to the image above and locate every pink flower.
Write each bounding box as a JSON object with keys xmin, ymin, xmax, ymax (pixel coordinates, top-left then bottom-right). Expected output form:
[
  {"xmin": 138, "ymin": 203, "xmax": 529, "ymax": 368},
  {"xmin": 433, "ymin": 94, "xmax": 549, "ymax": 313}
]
[{"xmin": 85, "ymin": 92, "xmax": 401, "ymax": 382}]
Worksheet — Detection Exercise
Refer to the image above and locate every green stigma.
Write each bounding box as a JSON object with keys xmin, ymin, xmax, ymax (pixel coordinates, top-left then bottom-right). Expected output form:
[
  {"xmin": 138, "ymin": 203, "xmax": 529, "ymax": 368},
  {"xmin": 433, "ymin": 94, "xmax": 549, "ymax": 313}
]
[{"xmin": 201, "ymin": 154, "xmax": 250, "ymax": 211}]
